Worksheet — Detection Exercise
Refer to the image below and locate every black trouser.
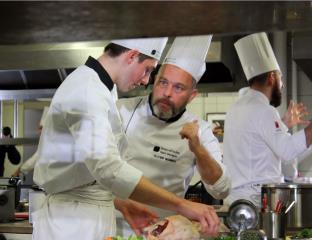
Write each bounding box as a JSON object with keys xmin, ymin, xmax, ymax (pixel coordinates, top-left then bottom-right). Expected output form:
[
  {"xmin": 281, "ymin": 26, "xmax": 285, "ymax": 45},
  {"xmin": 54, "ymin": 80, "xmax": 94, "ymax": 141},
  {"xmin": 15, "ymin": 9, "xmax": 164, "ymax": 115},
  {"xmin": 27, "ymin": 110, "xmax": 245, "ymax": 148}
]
[
  {"xmin": 0, "ymin": 234, "xmax": 7, "ymax": 240},
  {"xmin": 0, "ymin": 148, "xmax": 5, "ymax": 177},
  {"xmin": 0, "ymin": 145, "xmax": 21, "ymax": 176}
]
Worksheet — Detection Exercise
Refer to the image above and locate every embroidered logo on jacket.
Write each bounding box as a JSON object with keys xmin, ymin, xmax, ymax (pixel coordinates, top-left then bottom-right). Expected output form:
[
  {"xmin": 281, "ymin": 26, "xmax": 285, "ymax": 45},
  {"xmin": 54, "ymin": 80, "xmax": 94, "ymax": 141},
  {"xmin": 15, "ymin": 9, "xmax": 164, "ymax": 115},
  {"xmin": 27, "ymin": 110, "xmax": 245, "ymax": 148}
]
[{"xmin": 153, "ymin": 145, "xmax": 179, "ymax": 163}]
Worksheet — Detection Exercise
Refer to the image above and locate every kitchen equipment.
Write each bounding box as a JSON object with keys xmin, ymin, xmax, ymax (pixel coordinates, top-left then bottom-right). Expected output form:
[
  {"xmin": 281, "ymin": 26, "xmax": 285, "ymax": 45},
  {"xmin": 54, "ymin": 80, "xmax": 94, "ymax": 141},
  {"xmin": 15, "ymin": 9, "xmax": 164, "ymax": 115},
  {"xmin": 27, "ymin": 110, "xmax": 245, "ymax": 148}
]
[
  {"xmin": 0, "ymin": 188, "xmax": 15, "ymax": 222},
  {"xmin": 239, "ymin": 229, "xmax": 267, "ymax": 240},
  {"xmin": 0, "ymin": 177, "xmax": 21, "ymax": 222},
  {"xmin": 285, "ymin": 200, "xmax": 296, "ymax": 214},
  {"xmin": 226, "ymin": 199, "xmax": 259, "ymax": 234},
  {"xmin": 261, "ymin": 183, "xmax": 312, "ymax": 229},
  {"xmin": 185, "ymin": 181, "xmax": 222, "ymax": 205},
  {"xmin": 260, "ymin": 211, "xmax": 286, "ymax": 239}
]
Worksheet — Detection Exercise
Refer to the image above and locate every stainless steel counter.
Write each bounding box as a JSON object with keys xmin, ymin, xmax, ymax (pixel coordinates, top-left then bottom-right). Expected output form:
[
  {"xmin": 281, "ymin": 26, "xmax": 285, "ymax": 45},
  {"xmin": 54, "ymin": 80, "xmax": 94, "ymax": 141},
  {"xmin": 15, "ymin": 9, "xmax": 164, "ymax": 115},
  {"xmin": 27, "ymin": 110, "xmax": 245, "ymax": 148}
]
[
  {"xmin": 0, "ymin": 205, "xmax": 228, "ymax": 235},
  {"xmin": 0, "ymin": 220, "xmax": 32, "ymax": 234}
]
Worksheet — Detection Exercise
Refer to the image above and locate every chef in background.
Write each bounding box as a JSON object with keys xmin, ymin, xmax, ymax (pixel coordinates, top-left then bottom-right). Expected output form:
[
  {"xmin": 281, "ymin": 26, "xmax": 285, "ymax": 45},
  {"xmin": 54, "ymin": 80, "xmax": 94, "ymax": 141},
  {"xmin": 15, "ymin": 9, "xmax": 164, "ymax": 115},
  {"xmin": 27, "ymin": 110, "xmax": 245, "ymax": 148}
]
[
  {"xmin": 12, "ymin": 107, "xmax": 49, "ymax": 178},
  {"xmin": 237, "ymin": 89, "xmax": 308, "ymax": 183},
  {"xmin": 116, "ymin": 35, "xmax": 230, "ymax": 236},
  {"xmin": 33, "ymin": 37, "xmax": 220, "ymax": 240},
  {"xmin": 223, "ymin": 32, "xmax": 312, "ymax": 207},
  {"xmin": 0, "ymin": 126, "xmax": 21, "ymax": 176}
]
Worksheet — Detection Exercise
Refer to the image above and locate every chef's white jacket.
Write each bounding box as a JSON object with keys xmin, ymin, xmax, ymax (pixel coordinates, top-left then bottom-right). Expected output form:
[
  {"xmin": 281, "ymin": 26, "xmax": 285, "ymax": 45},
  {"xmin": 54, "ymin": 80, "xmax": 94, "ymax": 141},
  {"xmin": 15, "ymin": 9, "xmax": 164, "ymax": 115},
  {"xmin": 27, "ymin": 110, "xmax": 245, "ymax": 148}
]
[
  {"xmin": 33, "ymin": 57, "xmax": 143, "ymax": 240},
  {"xmin": 223, "ymin": 88, "xmax": 308, "ymax": 206},
  {"xmin": 116, "ymin": 95, "xmax": 230, "ymax": 236},
  {"xmin": 34, "ymin": 65, "xmax": 142, "ymax": 197}
]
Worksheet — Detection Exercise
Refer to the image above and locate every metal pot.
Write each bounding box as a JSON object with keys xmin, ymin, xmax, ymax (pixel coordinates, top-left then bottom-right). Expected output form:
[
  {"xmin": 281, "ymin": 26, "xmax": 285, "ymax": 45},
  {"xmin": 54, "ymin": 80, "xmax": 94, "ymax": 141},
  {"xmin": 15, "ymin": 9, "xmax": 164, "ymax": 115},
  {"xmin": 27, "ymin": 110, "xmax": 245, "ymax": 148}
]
[
  {"xmin": 261, "ymin": 183, "xmax": 312, "ymax": 229},
  {"xmin": 226, "ymin": 199, "xmax": 259, "ymax": 233}
]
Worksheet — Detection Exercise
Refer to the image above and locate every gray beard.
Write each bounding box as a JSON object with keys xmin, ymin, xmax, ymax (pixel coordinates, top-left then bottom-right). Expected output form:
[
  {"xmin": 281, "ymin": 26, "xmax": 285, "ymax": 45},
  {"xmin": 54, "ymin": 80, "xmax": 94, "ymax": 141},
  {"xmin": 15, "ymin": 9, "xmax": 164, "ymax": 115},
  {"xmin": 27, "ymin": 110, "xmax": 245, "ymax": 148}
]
[{"xmin": 152, "ymin": 104, "xmax": 174, "ymax": 120}]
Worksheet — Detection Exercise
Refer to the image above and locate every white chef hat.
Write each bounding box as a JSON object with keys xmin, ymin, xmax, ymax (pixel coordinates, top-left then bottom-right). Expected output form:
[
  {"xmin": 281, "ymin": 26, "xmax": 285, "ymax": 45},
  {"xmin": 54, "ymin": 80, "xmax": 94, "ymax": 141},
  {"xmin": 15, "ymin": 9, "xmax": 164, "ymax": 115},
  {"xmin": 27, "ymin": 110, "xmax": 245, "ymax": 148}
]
[
  {"xmin": 234, "ymin": 32, "xmax": 280, "ymax": 81},
  {"xmin": 39, "ymin": 106, "xmax": 49, "ymax": 127},
  {"xmin": 111, "ymin": 37, "xmax": 168, "ymax": 61},
  {"xmin": 163, "ymin": 35, "xmax": 212, "ymax": 82}
]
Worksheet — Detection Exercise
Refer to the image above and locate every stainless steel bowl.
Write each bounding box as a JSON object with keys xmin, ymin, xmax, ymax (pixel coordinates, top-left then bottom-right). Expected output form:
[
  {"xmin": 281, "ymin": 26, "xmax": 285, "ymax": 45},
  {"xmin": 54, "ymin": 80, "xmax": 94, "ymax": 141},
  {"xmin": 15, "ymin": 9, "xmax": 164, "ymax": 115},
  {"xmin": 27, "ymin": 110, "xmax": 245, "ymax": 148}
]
[{"xmin": 226, "ymin": 199, "xmax": 259, "ymax": 232}]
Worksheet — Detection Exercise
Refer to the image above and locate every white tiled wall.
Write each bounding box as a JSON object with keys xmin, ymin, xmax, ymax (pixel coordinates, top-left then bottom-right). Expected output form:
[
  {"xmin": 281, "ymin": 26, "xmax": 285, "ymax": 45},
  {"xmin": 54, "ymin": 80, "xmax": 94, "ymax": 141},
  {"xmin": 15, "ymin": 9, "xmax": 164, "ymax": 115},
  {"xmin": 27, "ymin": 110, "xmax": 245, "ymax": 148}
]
[
  {"xmin": 187, "ymin": 92, "xmax": 238, "ymax": 120},
  {"xmin": 186, "ymin": 96, "xmax": 205, "ymax": 120},
  {"xmin": 204, "ymin": 97, "xmax": 217, "ymax": 114}
]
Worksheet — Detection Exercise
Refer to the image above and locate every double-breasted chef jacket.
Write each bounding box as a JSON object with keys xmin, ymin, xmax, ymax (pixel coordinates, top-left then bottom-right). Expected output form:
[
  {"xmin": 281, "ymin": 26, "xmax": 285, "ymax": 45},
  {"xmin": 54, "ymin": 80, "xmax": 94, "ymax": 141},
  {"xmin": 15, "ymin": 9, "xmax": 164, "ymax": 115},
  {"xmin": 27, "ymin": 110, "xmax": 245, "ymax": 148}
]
[
  {"xmin": 33, "ymin": 57, "xmax": 142, "ymax": 240},
  {"xmin": 115, "ymin": 95, "xmax": 230, "ymax": 236}
]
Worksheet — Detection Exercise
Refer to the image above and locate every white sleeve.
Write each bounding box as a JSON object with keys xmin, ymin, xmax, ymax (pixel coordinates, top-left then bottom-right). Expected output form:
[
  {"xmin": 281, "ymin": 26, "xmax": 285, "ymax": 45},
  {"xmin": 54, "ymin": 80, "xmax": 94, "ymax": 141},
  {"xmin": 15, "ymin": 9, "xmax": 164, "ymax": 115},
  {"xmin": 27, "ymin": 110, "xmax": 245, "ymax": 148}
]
[
  {"xmin": 202, "ymin": 163, "xmax": 231, "ymax": 199},
  {"xmin": 20, "ymin": 151, "xmax": 39, "ymax": 174},
  {"xmin": 259, "ymin": 107, "xmax": 307, "ymax": 163},
  {"xmin": 282, "ymin": 159, "xmax": 298, "ymax": 181},
  {"xmin": 66, "ymin": 84, "xmax": 143, "ymax": 199},
  {"xmin": 199, "ymin": 123, "xmax": 231, "ymax": 199}
]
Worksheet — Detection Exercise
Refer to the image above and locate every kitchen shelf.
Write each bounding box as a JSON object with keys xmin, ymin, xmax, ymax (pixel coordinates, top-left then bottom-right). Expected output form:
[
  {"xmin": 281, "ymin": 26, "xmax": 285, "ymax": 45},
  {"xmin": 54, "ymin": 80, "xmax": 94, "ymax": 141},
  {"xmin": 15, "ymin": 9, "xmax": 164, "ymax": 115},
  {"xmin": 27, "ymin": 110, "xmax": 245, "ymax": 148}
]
[{"xmin": 0, "ymin": 138, "xmax": 39, "ymax": 146}]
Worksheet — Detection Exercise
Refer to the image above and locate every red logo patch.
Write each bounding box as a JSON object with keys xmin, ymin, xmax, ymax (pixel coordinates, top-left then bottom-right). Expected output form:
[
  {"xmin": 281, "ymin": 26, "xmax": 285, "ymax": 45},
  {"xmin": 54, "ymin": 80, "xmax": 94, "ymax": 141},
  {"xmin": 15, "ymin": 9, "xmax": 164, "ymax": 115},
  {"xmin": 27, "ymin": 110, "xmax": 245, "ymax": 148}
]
[{"xmin": 275, "ymin": 121, "xmax": 280, "ymax": 128}]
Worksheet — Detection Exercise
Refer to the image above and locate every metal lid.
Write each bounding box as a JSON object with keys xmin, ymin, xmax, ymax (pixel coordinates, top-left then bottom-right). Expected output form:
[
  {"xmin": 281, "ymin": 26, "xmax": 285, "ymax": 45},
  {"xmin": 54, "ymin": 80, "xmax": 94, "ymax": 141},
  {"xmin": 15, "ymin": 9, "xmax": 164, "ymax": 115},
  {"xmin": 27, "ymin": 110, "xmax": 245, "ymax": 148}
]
[
  {"xmin": 261, "ymin": 183, "xmax": 312, "ymax": 189},
  {"xmin": 226, "ymin": 199, "xmax": 259, "ymax": 232}
]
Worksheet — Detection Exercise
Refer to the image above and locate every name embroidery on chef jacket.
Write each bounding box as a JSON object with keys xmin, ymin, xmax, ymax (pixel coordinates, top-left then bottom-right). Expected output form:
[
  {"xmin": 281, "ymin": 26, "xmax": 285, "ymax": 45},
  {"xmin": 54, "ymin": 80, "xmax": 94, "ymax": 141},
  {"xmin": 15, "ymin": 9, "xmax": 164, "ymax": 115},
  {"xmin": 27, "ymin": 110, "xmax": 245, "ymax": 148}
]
[{"xmin": 153, "ymin": 145, "xmax": 180, "ymax": 163}]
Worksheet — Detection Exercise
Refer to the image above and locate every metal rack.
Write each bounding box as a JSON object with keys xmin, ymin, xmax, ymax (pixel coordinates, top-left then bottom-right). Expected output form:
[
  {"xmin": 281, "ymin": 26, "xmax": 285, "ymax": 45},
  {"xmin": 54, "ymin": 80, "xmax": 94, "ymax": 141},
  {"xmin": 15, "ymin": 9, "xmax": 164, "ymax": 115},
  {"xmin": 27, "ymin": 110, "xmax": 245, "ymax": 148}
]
[{"xmin": 0, "ymin": 138, "xmax": 39, "ymax": 146}]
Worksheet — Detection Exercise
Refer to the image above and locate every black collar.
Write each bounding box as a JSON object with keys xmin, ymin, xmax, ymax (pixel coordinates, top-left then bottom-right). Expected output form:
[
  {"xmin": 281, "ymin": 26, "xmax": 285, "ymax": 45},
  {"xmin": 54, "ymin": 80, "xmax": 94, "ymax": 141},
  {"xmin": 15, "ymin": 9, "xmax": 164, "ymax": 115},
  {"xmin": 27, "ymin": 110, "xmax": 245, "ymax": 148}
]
[
  {"xmin": 85, "ymin": 56, "xmax": 114, "ymax": 91},
  {"xmin": 148, "ymin": 94, "xmax": 185, "ymax": 123}
]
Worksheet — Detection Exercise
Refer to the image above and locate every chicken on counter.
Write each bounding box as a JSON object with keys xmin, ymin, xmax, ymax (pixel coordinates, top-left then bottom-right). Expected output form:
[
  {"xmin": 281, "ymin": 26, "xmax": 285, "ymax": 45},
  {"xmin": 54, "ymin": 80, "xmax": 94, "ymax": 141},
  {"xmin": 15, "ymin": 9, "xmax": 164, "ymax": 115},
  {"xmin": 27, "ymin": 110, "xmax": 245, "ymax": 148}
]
[
  {"xmin": 144, "ymin": 215, "xmax": 201, "ymax": 240},
  {"xmin": 105, "ymin": 215, "xmax": 230, "ymax": 240}
]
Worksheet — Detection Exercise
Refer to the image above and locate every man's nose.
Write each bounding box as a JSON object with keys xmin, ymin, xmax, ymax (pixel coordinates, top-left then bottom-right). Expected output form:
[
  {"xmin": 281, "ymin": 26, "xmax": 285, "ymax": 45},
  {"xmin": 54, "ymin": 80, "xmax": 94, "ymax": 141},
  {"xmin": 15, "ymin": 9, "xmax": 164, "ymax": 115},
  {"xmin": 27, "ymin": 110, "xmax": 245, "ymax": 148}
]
[
  {"xmin": 164, "ymin": 84, "xmax": 173, "ymax": 97},
  {"xmin": 141, "ymin": 75, "xmax": 150, "ymax": 86}
]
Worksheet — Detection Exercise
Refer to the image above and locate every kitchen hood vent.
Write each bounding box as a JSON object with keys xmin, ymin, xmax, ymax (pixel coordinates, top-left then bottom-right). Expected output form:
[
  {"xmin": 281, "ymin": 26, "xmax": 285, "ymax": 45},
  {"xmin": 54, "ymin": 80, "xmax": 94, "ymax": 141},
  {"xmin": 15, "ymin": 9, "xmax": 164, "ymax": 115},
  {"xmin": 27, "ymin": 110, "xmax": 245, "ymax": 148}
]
[
  {"xmin": 0, "ymin": 41, "xmax": 105, "ymax": 92},
  {"xmin": 0, "ymin": 69, "xmax": 75, "ymax": 90},
  {"xmin": 149, "ymin": 62, "xmax": 233, "ymax": 85},
  {"xmin": 149, "ymin": 37, "xmax": 235, "ymax": 85},
  {"xmin": 200, "ymin": 62, "xmax": 233, "ymax": 84}
]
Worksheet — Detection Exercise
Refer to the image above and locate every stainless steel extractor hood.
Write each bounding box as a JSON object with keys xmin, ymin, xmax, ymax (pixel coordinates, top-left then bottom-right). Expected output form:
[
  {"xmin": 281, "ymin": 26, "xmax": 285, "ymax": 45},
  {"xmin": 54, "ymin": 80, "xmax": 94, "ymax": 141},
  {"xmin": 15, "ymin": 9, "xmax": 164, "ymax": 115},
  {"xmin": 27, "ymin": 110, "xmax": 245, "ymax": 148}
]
[
  {"xmin": 0, "ymin": 2, "xmax": 312, "ymax": 44},
  {"xmin": 0, "ymin": 38, "xmax": 232, "ymax": 92},
  {"xmin": 0, "ymin": 41, "xmax": 108, "ymax": 92},
  {"xmin": 0, "ymin": 1, "xmax": 312, "ymax": 95}
]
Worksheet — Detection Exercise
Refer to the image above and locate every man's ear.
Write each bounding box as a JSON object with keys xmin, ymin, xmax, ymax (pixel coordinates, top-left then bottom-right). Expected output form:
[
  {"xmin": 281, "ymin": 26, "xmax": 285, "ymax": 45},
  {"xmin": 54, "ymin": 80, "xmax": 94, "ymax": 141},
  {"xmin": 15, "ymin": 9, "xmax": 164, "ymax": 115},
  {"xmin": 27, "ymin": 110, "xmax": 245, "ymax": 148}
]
[
  {"xmin": 266, "ymin": 72, "xmax": 275, "ymax": 86},
  {"xmin": 125, "ymin": 49, "xmax": 140, "ymax": 64},
  {"xmin": 188, "ymin": 88, "xmax": 198, "ymax": 103}
]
